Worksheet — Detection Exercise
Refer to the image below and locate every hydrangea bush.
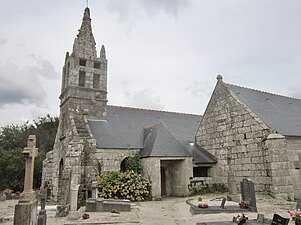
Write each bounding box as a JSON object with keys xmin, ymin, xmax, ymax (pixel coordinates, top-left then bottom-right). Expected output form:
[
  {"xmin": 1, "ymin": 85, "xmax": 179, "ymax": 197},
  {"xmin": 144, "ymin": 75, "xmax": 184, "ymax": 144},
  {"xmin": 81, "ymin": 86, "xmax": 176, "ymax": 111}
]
[{"xmin": 97, "ymin": 171, "xmax": 151, "ymax": 201}]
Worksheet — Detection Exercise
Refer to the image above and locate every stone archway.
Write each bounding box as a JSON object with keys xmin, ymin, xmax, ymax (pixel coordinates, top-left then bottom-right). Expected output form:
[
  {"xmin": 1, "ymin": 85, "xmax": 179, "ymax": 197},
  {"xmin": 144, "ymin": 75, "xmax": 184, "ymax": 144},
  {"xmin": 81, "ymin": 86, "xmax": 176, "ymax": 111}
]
[{"xmin": 120, "ymin": 157, "xmax": 128, "ymax": 172}]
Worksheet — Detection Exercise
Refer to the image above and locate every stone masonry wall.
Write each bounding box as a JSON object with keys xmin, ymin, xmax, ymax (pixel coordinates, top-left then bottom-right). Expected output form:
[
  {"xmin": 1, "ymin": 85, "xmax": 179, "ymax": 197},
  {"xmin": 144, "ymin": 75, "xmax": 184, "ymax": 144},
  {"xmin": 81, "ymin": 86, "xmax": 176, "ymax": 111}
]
[
  {"xmin": 141, "ymin": 157, "xmax": 161, "ymax": 199},
  {"xmin": 141, "ymin": 157, "xmax": 193, "ymax": 199},
  {"xmin": 264, "ymin": 134, "xmax": 294, "ymax": 199},
  {"xmin": 94, "ymin": 149, "xmax": 139, "ymax": 172},
  {"xmin": 286, "ymin": 136, "xmax": 301, "ymax": 198},
  {"xmin": 196, "ymin": 79, "xmax": 278, "ymax": 194}
]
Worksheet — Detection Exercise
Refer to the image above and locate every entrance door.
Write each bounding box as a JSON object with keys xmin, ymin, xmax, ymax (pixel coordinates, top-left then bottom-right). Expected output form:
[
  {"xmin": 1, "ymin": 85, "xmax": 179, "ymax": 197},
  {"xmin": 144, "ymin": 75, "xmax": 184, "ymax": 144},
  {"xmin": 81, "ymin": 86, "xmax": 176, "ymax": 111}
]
[{"xmin": 160, "ymin": 167, "xmax": 166, "ymax": 196}]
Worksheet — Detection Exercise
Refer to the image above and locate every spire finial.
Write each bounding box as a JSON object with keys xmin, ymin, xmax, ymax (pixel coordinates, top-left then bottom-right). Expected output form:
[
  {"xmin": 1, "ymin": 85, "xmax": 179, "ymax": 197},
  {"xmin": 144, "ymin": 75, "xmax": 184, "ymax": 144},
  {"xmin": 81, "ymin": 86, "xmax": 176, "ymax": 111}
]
[
  {"xmin": 86, "ymin": 0, "xmax": 89, "ymax": 7},
  {"xmin": 217, "ymin": 74, "xmax": 223, "ymax": 82}
]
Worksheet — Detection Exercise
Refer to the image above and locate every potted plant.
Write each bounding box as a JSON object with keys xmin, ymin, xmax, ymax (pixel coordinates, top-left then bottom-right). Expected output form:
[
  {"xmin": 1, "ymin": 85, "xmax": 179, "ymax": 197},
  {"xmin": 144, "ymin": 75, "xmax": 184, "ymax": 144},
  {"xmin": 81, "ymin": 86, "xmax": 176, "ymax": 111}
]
[{"xmin": 288, "ymin": 209, "xmax": 301, "ymax": 225}]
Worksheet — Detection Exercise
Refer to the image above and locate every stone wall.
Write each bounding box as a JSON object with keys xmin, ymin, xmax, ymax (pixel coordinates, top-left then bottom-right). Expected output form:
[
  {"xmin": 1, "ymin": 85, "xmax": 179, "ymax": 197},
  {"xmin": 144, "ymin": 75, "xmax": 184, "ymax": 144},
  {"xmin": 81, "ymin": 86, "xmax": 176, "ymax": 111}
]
[
  {"xmin": 287, "ymin": 136, "xmax": 301, "ymax": 198},
  {"xmin": 264, "ymin": 134, "xmax": 294, "ymax": 199},
  {"xmin": 189, "ymin": 177, "xmax": 214, "ymax": 194},
  {"xmin": 94, "ymin": 149, "xmax": 139, "ymax": 172},
  {"xmin": 196, "ymin": 78, "xmax": 294, "ymax": 199},
  {"xmin": 141, "ymin": 158, "xmax": 161, "ymax": 198},
  {"xmin": 141, "ymin": 157, "xmax": 193, "ymax": 199},
  {"xmin": 42, "ymin": 114, "xmax": 97, "ymax": 203}
]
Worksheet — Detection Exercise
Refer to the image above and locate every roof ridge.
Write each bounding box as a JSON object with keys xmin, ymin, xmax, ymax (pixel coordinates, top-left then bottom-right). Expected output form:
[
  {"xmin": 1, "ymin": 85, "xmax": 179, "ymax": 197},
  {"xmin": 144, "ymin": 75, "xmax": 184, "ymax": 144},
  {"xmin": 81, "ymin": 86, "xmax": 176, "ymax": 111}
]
[
  {"xmin": 107, "ymin": 104, "xmax": 201, "ymax": 116},
  {"xmin": 226, "ymin": 82, "xmax": 301, "ymax": 102}
]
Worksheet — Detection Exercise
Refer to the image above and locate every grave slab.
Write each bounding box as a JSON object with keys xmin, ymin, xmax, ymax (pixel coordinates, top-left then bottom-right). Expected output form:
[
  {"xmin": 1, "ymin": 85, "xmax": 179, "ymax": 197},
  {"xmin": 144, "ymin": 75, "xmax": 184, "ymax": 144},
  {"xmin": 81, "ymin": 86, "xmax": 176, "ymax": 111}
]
[
  {"xmin": 187, "ymin": 199, "xmax": 249, "ymax": 215},
  {"xmin": 196, "ymin": 218, "xmax": 272, "ymax": 225}
]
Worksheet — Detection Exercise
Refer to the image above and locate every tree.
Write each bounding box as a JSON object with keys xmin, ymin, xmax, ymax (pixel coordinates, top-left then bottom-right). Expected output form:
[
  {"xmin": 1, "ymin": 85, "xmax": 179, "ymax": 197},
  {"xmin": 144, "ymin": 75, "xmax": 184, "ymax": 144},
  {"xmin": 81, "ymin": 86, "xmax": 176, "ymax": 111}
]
[{"xmin": 0, "ymin": 115, "xmax": 58, "ymax": 191}]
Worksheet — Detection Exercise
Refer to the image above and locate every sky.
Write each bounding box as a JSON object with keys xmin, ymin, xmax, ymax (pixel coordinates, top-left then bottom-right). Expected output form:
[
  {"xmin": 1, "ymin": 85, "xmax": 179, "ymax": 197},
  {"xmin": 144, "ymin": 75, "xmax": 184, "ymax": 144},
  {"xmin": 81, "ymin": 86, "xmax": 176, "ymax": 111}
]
[{"xmin": 0, "ymin": 0, "xmax": 301, "ymax": 126}]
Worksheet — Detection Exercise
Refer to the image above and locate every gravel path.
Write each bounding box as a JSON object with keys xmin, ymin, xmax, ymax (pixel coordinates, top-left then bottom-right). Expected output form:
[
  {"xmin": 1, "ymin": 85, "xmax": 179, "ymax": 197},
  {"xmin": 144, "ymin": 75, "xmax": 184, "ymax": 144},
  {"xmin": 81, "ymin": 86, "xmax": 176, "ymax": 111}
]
[{"xmin": 0, "ymin": 193, "xmax": 297, "ymax": 225}]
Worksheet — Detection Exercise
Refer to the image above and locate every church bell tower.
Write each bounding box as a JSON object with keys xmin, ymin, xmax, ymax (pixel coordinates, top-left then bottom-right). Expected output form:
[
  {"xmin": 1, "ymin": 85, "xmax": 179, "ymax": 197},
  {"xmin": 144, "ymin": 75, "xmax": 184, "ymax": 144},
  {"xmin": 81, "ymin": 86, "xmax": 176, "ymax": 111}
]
[
  {"xmin": 41, "ymin": 7, "xmax": 108, "ymax": 203},
  {"xmin": 60, "ymin": 7, "xmax": 107, "ymax": 122}
]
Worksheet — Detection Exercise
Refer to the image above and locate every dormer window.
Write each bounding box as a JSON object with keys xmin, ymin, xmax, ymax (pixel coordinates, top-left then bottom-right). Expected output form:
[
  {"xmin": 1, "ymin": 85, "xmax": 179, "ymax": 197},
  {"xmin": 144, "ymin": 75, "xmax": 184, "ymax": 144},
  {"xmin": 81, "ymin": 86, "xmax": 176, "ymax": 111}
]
[
  {"xmin": 79, "ymin": 59, "xmax": 86, "ymax": 66},
  {"xmin": 94, "ymin": 61, "xmax": 100, "ymax": 69}
]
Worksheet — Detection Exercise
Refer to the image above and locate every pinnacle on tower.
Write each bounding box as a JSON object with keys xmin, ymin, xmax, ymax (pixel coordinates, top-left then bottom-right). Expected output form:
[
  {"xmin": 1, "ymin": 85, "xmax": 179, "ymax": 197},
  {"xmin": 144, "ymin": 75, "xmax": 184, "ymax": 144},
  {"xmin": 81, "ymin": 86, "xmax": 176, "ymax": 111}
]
[{"xmin": 72, "ymin": 7, "xmax": 97, "ymax": 58}]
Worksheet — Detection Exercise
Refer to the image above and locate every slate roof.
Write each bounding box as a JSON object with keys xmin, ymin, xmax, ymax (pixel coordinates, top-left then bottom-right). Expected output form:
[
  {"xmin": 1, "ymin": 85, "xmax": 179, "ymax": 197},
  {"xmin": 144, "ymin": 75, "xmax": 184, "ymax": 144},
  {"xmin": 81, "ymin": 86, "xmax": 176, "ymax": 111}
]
[
  {"xmin": 227, "ymin": 83, "xmax": 301, "ymax": 136},
  {"xmin": 88, "ymin": 105, "xmax": 216, "ymax": 163}
]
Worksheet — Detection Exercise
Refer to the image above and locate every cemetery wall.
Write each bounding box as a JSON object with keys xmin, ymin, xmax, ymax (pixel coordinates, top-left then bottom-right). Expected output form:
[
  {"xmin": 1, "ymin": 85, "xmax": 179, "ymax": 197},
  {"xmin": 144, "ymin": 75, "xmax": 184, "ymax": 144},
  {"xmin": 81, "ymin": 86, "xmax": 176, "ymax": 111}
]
[
  {"xmin": 188, "ymin": 177, "xmax": 214, "ymax": 194},
  {"xmin": 196, "ymin": 79, "xmax": 294, "ymax": 199}
]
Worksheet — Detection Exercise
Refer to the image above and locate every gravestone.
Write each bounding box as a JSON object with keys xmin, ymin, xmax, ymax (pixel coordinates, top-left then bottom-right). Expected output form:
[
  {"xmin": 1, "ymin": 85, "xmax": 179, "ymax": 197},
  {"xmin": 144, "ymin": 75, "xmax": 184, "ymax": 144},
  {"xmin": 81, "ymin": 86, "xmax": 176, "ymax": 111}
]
[
  {"xmin": 227, "ymin": 171, "xmax": 240, "ymax": 202},
  {"xmin": 240, "ymin": 178, "xmax": 257, "ymax": 212},
  {"xmin": 296, "ymin": 198, "xmax": 301, "ymax": 210},
  {"xmin": 220, "ymin": 197, "xmax": 226, "ymax": 209},
  {"xmin": 14, "ymin": 135, "xmax": 38, "ymax": 225},
  {"xmin": 37, "ymin": 189, "xmax": 47, "ymax": 225},
  {"xmin": 91, "ymin": 181, "xmax": 98, "ymax": 199},
  {"xmin": 271, "ymin": 214, "xmax": 290, "ymax": 225},
  {"xmin": 257, "ymin": 214, "xmax": 265, "ymax": 223}
]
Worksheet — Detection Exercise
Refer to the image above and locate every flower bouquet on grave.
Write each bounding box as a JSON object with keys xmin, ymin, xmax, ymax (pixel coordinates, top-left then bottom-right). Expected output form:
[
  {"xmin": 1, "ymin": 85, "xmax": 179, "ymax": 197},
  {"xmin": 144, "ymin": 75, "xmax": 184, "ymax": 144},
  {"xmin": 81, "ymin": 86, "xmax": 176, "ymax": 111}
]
[
  {"xmin": 239, "ymin": 200, "xmax": 246, "ymax": 209},
  {"xmin": 288, "ymin": 209, "xmax": 301, "ymax": 225},
  {"xmin": 233, "ymin": 213, "xmax": 248, "ymax": 224},
  {"xmin": 198, "ymin": 203, "xmax": 209, "ymax": 208},
  {"xmin": 82, "ymin": 213, "xmax": 90, "ymax": 220}
]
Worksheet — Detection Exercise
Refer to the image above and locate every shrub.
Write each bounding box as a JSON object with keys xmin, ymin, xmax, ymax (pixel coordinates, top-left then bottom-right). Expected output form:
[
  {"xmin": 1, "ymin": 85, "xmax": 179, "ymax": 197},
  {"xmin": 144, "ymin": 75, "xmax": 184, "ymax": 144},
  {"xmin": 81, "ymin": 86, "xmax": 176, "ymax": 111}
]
[
  {"xmin": 125, "ymin": 152, "xmax": 141, "ymax": 173},
  {"xmin": 97, "ymin": 171, "xmax": 151, "ymax": 201}
]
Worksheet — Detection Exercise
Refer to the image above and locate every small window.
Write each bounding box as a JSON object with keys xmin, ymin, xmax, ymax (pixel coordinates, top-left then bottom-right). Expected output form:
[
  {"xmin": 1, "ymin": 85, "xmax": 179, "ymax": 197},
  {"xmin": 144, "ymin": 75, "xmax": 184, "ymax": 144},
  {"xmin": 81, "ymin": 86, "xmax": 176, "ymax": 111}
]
[
  {"xmin": 79, "ymin": 59, "xmax": 86, "ymax": 66},
  {"xmin": 94, "ymin": 61, "xmax": 100, "ymax": 69},
  {"xmin": 93, "ymin": 73, "xmax": 100, "ymax": 89},
  {"xmin": 62, "ymin": 113, "xmax": 66, "ymax": 132},
  {"xmin": 193, "ymin": 167, "xmax": 208, "ymax": 177},
  {"xmin": 79, "ymin": 71, "xmax": 85, "ymax": 87}
]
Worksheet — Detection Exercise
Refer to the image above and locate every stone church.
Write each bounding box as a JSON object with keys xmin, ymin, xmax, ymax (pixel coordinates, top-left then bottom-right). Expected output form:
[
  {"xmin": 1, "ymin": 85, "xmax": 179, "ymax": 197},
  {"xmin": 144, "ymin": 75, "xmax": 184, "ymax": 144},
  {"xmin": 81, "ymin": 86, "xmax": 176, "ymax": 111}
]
[
  {"xmin": 42, "ymin": 7, "xmax": 301, "ymax": 203},
  {"xmin": 196, "ymin": 75, "xmax": 301, "ymax": 200}
]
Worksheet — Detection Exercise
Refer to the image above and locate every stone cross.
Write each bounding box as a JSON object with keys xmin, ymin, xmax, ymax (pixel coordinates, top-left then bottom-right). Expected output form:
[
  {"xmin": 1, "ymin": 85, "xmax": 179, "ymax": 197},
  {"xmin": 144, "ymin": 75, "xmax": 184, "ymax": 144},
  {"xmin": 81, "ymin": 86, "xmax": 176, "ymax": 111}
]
[{"xmin": 22, "ymin": 135, "xmax": 38, "ymax": 200}]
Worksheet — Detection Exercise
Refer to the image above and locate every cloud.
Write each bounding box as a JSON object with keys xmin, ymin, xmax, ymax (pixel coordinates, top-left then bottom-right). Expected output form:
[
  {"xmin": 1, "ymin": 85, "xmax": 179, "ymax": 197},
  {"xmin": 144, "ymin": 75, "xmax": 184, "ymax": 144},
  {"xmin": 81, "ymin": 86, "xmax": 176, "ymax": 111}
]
[
  {"xmin": 27, "ymin": 54, "xmax": 59, "ymax": 79},
  {"xmin": 288, "ymin": 84, "xmax": 301, "ymax": 99},
  {"xmin": 119, "ymin": 80, "xmax": 164, "ymax": 109},
  {"xmin": 0, "ymin": 62, "xmax": 46, "ymax": 107},
  {"xmin": 184, "ymin": 80, "xmax": 212, "ymax": 99},
  {"xmin": 127, "ymin": 89, "xmax": 164, "ymax": 109},
  {"xmin": 0, "ymin": 55, "xmax": 59, "ymax": 107},
  {"xmin": 106, "ymin": 0, "xmax": 190, "ymax": 20},
  {"xmin": 0, "ymin": 38, "xmax": 6, "ymax": 45},
  {"xmin": 139, "ymin": 0, "xmax": 190, "ymax": 17}
]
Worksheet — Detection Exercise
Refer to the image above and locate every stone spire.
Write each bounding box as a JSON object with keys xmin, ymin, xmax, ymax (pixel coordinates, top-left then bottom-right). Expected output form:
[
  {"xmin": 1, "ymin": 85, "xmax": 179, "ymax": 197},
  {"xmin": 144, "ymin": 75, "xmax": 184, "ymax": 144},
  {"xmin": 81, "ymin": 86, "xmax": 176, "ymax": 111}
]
[{"xmin": 72, "ymin": 7, "xmax": 97, "ymax": 58}]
